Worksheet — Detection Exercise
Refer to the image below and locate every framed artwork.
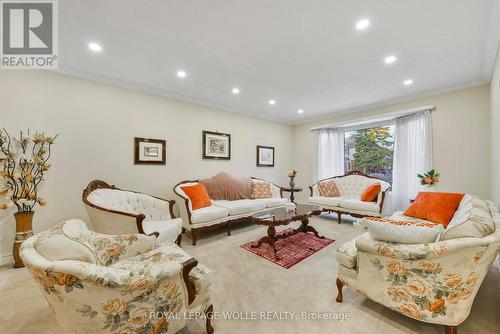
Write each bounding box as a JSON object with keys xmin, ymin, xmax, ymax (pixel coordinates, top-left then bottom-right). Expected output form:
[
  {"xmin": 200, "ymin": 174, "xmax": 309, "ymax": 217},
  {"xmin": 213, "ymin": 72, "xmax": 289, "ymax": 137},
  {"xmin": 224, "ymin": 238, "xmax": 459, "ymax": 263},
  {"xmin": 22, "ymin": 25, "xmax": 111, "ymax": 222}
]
[
  {"xmin": 257, "ymin": 145, "xmax": 275, "ymax": 167},
  {"xmin": 202, "ymin": 131, "xmax": 231, "ymax": 160},
  {"xmin": 134, "ymin": 137, "xmax": 166, "ymax": 165}
]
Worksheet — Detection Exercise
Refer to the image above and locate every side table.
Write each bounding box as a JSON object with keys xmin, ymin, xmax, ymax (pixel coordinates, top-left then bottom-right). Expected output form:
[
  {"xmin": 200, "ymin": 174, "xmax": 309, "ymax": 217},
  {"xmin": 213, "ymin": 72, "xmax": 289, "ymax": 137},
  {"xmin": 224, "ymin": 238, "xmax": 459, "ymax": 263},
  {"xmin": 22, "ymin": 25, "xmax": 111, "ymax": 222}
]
[{"xmin": 281, "ymin": 187, "xmax": 303, "ymax": 203}]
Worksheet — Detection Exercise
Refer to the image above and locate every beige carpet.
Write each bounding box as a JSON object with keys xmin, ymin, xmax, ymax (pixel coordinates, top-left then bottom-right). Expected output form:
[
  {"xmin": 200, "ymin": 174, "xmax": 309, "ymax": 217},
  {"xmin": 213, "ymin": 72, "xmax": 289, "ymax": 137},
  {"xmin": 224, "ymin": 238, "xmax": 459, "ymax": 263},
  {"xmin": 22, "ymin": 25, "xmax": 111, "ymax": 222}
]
[{"xmin": 1, "ymin": 214, "xmax": 499, "ymax": 334}]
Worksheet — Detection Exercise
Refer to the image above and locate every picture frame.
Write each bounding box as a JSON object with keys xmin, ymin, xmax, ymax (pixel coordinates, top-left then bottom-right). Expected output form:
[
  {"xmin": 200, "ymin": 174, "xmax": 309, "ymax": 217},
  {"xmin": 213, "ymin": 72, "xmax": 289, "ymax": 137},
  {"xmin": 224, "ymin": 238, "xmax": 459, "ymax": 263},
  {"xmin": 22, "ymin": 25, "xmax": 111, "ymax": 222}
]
[
  {"xmin": 202, "ymin": 130, "xmax": 231, "ymax": 160},
  {"xmin": 257, "ymin": 145, "xmax": 275, "ymax": 167},
  {"xmin": 134, "ymin": 137, "xmax": 166, "ymax": 165}
]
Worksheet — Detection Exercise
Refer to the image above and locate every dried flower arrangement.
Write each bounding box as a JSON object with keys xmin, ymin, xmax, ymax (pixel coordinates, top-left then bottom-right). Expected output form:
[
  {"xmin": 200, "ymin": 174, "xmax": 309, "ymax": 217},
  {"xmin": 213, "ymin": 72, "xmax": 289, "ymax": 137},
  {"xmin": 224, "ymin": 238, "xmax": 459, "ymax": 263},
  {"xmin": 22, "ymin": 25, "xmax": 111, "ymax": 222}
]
[
  {"xmin": 0, "ymin": 128, "xmax": 58, "ymax": 268},
  {"xmin": 0, "ymin": 129, "xmax": 57, "ymax": 212}
]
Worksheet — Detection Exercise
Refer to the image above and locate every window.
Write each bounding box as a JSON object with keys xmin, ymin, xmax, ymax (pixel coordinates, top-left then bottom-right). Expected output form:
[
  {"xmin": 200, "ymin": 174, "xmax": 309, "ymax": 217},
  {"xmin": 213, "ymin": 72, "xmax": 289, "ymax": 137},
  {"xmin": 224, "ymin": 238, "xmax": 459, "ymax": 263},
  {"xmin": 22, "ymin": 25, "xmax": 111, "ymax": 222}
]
[{"xmin": 344, "ymin": 125, "xmax": 395, "ymax": 184}]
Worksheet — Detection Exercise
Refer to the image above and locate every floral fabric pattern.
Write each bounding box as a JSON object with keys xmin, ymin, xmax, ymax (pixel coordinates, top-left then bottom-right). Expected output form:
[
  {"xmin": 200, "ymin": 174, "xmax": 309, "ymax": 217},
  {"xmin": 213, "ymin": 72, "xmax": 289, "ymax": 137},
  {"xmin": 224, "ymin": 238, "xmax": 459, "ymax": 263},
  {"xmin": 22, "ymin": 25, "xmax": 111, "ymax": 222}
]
[
  {"xmin": 92, "ymin": 234, "xmax": 146, "ymax": 266},
  {"xmin": 370, "ymin": 256, "xmax": 481, "ymax": 320}
]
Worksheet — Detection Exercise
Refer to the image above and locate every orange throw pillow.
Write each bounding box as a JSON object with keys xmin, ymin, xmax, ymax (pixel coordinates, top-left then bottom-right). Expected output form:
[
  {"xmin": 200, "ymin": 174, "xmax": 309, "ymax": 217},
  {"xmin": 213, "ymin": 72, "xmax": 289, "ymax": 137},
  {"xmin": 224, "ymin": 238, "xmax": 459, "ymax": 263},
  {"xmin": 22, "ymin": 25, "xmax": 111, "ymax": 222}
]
[
  {"xmin": 404, "ymin": 192, "xmax": 465, "ymax": 227},
  {"xmin": 181, "ymin": 183, "xmax": 212, "ymax": 210},
  {"xmin": 361, "ymin": 183, "xmax": 381, "ymax": 202}
]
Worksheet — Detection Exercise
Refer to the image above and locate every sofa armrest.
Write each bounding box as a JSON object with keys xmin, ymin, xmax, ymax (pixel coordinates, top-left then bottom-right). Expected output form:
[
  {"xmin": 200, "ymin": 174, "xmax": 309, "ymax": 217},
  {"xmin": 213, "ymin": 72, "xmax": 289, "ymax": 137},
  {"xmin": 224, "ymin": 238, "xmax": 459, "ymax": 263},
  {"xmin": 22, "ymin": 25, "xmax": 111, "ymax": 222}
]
[
  {"xmin": 84, "ymin": 203, "xmax": 149, "ymax": 234},
  {"xmin": 90, "ymin": 231, "xmax": 157, "ymax": 265},
  {"xmin": 355, "ymin": 233, "xmax": 491, "ymax": 261}
]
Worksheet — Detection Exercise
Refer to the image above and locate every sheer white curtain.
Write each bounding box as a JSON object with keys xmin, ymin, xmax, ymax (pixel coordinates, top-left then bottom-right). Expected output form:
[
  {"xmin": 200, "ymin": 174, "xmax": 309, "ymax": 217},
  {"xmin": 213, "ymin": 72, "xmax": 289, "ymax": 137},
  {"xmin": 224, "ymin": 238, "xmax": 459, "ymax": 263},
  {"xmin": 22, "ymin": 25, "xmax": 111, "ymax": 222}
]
[
  {"xmin": 392, "ymin": 110, "xmax": 433, "ymax": 211},
  {"xmin": 314, "ymin": 128, "xmax": 345, "ymax": 181}
]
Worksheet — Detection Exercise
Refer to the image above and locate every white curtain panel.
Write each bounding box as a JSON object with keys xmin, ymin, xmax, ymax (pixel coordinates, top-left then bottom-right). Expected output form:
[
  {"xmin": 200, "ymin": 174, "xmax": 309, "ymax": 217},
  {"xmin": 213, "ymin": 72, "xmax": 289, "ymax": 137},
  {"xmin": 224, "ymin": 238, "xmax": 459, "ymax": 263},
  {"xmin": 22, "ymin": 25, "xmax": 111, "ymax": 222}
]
[
  {"xmin": 314, "ymin": 128, "xmax": 345, "ymax": 181},
  {"xmin": 392, "ymin": 110, "xmax": 433, "ymax": 211}
]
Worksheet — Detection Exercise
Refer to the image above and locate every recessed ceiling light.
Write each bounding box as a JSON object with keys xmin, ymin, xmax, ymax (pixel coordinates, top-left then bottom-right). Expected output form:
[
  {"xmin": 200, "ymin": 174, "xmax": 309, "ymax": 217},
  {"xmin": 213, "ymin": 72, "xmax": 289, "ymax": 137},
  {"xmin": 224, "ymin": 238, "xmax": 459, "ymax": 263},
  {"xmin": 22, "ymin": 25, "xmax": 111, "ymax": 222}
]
[
  {"xmin": 176, "ymin": 70, "xmax": 187, "ymax": 78},
  {"xmin": 355, "ymin": 19, "xmax": 370, "ymax": 31},
  {"xmin": 297, "ymin": 109, "xmax": 304, "ymax": 114},
  {"xmin": 384, "ymin": 55, "xmax": 397, "ymax": 64},
  {"xmin": 88, "ymin": 42, "xmax": 102, "ymax": 52},
  {"xmin": 404, "ymin": 79, "xmax": 414, "ymax": 86},
  {"xmin": 232, "ymin": 87, "xmax": 240, "ymax": 95},
  {"xmin": 268, "ymin": 100, "xmax": 276, "ymax": 106}
]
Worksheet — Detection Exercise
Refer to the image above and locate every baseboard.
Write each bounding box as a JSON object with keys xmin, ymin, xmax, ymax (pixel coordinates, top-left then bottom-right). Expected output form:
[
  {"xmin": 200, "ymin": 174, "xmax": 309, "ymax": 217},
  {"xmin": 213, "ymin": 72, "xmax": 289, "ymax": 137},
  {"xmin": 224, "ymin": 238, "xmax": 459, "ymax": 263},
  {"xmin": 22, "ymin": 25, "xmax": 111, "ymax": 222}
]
[{"xmin": 0, "ymin": 253, "xmax": 13, "ymax": 266}]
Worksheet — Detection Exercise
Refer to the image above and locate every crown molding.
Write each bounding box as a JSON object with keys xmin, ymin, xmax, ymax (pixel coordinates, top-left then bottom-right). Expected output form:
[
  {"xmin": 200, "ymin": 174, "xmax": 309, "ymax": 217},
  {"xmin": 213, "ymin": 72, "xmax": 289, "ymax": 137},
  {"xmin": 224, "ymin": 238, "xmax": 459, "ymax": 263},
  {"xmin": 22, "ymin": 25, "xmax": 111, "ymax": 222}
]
[
  {"xmin": 52, "ymin": 70, "xmax": 488, "ymax": 128},
  {"xmin": 52, "ymin": 66, "xmax": 293, "ymax": 125},
  {"xmin": 293, "ymin": 78, "xmax": 488, "ymax": 125}
]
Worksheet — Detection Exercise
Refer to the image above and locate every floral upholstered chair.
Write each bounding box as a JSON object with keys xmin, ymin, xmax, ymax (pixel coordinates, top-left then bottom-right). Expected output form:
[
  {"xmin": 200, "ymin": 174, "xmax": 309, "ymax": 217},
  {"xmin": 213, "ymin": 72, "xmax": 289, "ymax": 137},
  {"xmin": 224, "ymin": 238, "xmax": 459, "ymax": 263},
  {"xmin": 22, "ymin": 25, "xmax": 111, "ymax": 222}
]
[
  {"xmin": 335, "ymin": 196, "xmax": 500, "ymax": 334},
  {"xmin": 20, "ymin": 219, "xmax": 214, "ymax": 334}
]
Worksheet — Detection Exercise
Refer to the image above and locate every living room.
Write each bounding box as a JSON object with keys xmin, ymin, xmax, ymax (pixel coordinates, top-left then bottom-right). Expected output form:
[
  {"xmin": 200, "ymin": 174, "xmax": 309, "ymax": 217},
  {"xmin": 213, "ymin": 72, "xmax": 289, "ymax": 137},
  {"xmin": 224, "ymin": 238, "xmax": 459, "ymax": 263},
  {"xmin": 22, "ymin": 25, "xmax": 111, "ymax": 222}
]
[{"xmin": 1, "ymin": 1, "xmax": 500, "ymax": 333}]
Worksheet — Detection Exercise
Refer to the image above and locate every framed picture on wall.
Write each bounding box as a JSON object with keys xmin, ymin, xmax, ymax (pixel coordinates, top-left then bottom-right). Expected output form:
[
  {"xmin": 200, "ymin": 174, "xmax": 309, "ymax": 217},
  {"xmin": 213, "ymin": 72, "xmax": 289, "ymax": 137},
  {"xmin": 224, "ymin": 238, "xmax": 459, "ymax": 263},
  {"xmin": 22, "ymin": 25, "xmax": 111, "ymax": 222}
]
[
  {"xmin": 202, "ymin": 131, "xmax": 231, "ymax": 160},
  {"xmin": 134, "ymin": 137, "xmax": 166, "ymax": 165},
  {"xmin": 257, "ymin": 145, "xmax": 275, "ymax": 167}
]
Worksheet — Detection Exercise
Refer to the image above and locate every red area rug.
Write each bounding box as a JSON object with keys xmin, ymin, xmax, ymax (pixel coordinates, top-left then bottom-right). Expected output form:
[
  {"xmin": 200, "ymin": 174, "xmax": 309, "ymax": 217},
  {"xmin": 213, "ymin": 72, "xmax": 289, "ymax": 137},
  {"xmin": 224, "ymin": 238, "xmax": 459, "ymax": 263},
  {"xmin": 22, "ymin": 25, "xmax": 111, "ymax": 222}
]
[{"xmin": 240, "ymin": 228, "xmax": 334, "ymax": 269}]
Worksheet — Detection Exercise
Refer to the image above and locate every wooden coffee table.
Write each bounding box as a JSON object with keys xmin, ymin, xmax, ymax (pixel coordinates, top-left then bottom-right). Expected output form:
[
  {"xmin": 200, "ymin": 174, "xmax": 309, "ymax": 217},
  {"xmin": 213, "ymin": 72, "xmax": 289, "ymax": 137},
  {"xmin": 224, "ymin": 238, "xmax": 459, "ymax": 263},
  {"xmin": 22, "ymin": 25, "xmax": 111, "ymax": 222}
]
[{"xmin": 250, "ymin": 204, "xmax": 323, "ymax": 259}]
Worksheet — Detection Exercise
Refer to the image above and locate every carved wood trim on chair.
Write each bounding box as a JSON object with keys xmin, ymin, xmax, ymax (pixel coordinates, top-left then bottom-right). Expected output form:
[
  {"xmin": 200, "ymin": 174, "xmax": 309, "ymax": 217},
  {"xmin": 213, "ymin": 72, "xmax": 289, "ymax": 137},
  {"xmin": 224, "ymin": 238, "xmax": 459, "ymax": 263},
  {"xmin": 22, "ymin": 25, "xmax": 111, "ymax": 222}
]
[
  {"xmin": 205, "ymin": 304, "xmax": 215, "ymax": 333},
  {"xmin": 336, "ymin": 278, "xmax": 344, "ymax": 303},
  {"xmin": 83, "ymin": 180, "xmax": 177, "ymax": 236},
  {"xmin": 445, "ymin": 325, "xmax": 457, "ymax": 334},
  {"xmin": 173, "ymin": 179, "xmax": 200, "ymax": 225},
  {"xmin": 182, "ymin": 258, "xmax": 198, "ymax": 305}
]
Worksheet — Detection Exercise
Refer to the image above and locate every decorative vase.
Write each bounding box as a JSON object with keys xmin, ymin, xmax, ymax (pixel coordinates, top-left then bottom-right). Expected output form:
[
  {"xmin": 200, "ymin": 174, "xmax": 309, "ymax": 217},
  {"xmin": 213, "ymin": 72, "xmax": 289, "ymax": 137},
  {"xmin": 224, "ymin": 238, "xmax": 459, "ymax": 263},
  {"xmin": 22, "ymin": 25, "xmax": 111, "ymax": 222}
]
[
  {"xmin": 13, "ymin": 211, "xmax": 34, "ymax": 268},
  {"xmin": 423, "ymin": 184, "xmax": 438, "ymax": 192},
  {"xmin": 289, "ymin": 176, "xmax": 295, "ymax": 188}
]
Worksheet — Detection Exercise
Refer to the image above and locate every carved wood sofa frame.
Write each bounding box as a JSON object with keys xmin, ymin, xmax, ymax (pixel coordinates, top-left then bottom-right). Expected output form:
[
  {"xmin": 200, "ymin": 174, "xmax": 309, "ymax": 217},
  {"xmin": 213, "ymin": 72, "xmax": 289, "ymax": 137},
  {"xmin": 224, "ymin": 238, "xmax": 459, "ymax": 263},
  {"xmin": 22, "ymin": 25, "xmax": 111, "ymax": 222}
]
[
  {"xmin": 174, "ymin": 177, "xmax": 285, "ymax": 245},
  {"xmin": 308, "ymin": 170, "xmax": 389, "ymax": 223},
  {"xmin": 82, "ymin": 180, "xmax": 182, "ymax": 246}
]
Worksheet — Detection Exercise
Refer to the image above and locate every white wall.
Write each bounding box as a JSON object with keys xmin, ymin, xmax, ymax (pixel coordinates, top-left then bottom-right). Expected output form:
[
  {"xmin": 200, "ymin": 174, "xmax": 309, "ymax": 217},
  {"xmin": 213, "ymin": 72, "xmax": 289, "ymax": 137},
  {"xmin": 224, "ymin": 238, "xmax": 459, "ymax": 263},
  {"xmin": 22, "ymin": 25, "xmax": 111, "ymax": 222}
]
[
  {"xmin": 292, "ymin": 84, "xmax": 491, "ymax": 202},
  {"xmin": 491, "ymin": 46, "xmax": 500, "ymax": 207},
  {"xmin": 0, "ymin": 71, "xmax": 293, "ymax": 247}
]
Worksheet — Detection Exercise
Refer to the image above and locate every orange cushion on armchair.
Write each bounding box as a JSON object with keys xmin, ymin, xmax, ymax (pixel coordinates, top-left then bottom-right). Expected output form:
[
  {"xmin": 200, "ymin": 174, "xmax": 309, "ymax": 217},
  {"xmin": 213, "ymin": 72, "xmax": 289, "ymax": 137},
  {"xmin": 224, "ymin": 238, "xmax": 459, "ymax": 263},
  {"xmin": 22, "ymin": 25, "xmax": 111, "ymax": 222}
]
[
  {"xmin": 360, "ymin": 183, "xmax": 381, "ymax": 202},
  {"xmin": 181, "ymin": 183, "xmax": 212, "ymax": 210},
  {"xmin": 404, "ymin": 192, "xmax": 464, "ymax": 227}
]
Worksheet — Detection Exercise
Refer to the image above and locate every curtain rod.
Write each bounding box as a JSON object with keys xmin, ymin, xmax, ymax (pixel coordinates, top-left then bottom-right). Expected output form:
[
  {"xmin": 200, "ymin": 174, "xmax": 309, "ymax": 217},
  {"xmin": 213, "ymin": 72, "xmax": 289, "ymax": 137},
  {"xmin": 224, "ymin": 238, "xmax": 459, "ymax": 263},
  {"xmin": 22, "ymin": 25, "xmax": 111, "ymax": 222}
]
[{"xmin": 310, "ymin": 105, "xmax": 435, "ymax": 131}]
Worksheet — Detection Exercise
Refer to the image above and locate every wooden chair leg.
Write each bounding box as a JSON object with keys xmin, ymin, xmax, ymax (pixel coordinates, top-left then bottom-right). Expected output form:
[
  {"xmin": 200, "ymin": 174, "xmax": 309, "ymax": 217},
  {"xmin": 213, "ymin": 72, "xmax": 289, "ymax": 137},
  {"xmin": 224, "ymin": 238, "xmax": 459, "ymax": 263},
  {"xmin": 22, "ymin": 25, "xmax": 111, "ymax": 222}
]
[
  {"xmin": 336, "ymin": 278, "xmax": 344, "ymax": 302},
  {"xmin": 191, "ymin": 230, "xmax": 197, "ymax": 246},
  {"xmin": 337, "ymin": 213, "xmax": 342, "ymax": 224},
  {"xmin": 205, "ymin": 304, "xmax": 214, "ymax": 333},
  {"xmin": 175, "ymin": 233, "xmax": 182, "ymax": 247},
  {"xmin": 227, "ymin": 222, "xmax": 231, "ymax": 236},
  {"xmin": 444, "ymin": 325, "xmax": 457, "ymax": 334}
]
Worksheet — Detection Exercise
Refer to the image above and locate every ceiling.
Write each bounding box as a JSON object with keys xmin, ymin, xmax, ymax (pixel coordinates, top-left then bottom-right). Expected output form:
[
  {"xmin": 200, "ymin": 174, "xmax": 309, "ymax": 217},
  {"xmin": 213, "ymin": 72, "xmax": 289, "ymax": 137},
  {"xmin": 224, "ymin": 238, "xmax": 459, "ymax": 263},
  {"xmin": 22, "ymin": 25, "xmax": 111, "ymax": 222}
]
[{"xmin": 58, "ymin": 0, "xmax": 500, "ymax": 124}]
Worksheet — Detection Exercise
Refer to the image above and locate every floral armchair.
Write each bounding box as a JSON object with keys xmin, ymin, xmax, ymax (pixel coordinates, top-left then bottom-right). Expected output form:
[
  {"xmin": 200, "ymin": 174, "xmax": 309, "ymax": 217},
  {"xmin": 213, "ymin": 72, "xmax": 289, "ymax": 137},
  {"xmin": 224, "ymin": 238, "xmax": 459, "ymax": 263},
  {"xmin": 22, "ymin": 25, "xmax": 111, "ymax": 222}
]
[
  {"xmin": 20, "ymin": 219, "xmax": 214, "ymax": 334},
  {"xmin": 335, "ymin": 199, "xmax": 500, "ymax": 334}
]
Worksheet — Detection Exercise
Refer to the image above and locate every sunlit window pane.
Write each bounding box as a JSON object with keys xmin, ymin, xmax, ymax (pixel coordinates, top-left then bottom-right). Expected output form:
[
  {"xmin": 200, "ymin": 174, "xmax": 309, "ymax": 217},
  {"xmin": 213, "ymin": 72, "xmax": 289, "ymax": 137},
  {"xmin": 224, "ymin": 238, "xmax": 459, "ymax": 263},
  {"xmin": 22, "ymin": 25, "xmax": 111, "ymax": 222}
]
[{"xmin": 344, "ymin": 125, "xmax": 395, "ymax": 184}]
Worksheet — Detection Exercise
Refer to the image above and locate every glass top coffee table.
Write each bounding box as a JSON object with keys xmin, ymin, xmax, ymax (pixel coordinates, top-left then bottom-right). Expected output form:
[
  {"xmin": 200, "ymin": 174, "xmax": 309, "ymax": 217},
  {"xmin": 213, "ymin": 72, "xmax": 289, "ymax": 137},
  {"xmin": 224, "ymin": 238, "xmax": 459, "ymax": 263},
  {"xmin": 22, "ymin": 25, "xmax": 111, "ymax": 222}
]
[{"xmin": 250, "ymin": 204, "xmax": 323, "ymax": 259}]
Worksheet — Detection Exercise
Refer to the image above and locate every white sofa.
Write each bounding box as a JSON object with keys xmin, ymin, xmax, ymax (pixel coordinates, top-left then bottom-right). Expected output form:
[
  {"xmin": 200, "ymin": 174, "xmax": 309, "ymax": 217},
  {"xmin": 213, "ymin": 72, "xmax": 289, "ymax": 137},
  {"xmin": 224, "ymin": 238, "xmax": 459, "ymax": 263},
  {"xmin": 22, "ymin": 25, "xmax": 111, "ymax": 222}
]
[
  {"xmin": 174, "ymin": 177, "xmax": 294, "ymax": 245},
  {"xmin": 83, "ymin": 180, "xmax": 183, "ymax": 245},
  {"xmin": 335, "ymin": 194, "xmax": 500, "ymax": 334},
  {"xmin": 308, "ymin": 170, "xmax": 391, "ymax": 223},
  {"xmin": 20, "ymin": 219, "xmax": 214, "ymax": 334}
]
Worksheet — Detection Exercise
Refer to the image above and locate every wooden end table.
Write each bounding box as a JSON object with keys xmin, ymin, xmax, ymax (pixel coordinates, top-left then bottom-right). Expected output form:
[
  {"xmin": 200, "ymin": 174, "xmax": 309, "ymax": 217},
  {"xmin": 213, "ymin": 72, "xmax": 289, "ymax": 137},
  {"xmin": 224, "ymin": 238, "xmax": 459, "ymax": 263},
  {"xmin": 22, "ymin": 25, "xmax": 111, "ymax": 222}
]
[
  {"xmin": 281, "ymin": 186, "xmax": 303, "ymax": 203},
  {"xmin": 250, "ymin": 204, "xmax": 323, "ymax": 259}
]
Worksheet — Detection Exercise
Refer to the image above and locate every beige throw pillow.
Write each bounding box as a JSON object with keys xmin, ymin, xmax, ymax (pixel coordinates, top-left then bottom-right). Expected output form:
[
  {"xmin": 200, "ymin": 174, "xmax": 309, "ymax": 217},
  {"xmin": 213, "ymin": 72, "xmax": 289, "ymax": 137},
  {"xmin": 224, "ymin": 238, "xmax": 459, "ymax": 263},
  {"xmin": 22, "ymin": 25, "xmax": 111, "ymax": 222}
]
[
  {"xmin": 251, "ymin": 180, "xmax": 272, "ymax": 199},
  {"xmin": 318, "ymin": 180, "xmax": 341, "ymax": 197}
]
